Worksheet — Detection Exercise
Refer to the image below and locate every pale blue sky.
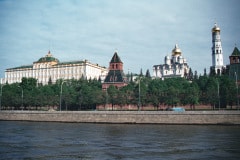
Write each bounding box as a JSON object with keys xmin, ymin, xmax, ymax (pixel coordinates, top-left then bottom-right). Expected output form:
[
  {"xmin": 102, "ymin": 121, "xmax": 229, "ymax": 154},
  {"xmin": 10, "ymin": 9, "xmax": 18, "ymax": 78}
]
[{"xmin": 0, "ymin": 0, "xmax": 239, "ymax": 78}]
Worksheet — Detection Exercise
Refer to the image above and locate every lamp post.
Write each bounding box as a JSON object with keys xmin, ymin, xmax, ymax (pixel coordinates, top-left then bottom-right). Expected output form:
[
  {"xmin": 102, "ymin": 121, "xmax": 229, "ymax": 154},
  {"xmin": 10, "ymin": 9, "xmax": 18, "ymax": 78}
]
[
  {"xmin": 59, "ymin": 81, "xmax": 66, "ymax": 111},
  {"xmin": 235, "ymin": 72, "xmax": 239, "ymax": 110}
]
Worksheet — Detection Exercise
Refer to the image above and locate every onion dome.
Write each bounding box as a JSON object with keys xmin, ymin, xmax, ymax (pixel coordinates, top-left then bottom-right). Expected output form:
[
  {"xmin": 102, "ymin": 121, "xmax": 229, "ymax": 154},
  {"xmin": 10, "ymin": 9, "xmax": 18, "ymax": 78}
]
[
  {"xmin": 36, "ymin": 51, "xmax": 59, "ymax": 63},
  {"xmin": 212, "ymin": 23, "xmax": 220, "ymax": 32},
  {"xmin": 172, "ymin": 44, "xmax": 182, "ymax": 56}
]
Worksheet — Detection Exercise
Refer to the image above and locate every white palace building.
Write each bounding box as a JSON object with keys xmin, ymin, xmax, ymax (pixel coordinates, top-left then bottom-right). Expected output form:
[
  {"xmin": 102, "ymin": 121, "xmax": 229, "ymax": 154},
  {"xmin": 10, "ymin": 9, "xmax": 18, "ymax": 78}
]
[
  {"xmin": 1, "ymin": 51, "xmax": 108, "ymax": 85},
  {"xmin": 153, "ymin": 44, "xmax": 190, "ymax": 79}
]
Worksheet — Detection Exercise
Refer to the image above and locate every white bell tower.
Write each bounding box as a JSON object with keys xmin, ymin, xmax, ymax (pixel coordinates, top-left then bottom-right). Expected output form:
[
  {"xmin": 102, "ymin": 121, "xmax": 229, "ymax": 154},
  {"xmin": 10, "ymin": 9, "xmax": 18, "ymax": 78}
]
[{"xmin": 211, "ymin": 23, "xmax": 224, "ymax": 74}]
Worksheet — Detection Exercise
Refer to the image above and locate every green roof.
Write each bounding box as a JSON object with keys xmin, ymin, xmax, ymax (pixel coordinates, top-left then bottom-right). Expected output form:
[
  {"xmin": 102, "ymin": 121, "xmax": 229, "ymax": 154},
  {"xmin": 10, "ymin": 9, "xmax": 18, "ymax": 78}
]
[
  {"xmin": 36, "ymin": 56, "xmax": 59, "ymax": 63},
  {"xmin": 110, "ymin": 52, "xmax": 122, "ymax": 63},
  {"xmin": 231, "ymin": 47, "xmax": 240, "ymax": 56},
  {"xmin": 7, "ymin": 65, "xmax": 33, "ymax": 70},
  {"xmin": 35, "ymin": 51, "xmax": 59, "ymax": 63}
]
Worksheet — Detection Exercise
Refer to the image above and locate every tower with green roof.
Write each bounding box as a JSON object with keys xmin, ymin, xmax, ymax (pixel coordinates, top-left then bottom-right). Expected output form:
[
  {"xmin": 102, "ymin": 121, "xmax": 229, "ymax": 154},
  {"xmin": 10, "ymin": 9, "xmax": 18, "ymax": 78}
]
[{"xmin": 228, "ymin": 46, "xmax": 240, "ymax": 81}]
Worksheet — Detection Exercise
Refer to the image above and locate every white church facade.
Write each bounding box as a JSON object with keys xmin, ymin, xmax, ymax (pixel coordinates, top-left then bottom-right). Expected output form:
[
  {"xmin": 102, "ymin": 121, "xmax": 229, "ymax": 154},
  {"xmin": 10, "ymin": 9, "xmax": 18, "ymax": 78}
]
[
  {"xmin": 2, "ymin": 51, "xmax": 108, "ymax": 85},
  {"xmin": 153, "ymin": 44, "xmax": 190, "ymax": 79}
]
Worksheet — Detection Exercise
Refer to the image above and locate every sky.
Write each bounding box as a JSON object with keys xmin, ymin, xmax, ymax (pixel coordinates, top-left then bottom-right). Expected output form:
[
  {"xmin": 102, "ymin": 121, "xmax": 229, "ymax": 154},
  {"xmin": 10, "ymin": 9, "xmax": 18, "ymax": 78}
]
[{"xmin": 0, "ymin": 0, "xmax": 240, "ymax": 78}]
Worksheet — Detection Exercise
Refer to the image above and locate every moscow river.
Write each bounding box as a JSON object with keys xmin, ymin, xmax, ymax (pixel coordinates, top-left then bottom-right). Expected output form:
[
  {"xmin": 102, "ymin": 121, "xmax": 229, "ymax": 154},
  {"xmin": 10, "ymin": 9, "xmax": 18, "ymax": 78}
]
[{"xmin": 0, "ymin": 121, "xmax": 240, "ymax": 160}]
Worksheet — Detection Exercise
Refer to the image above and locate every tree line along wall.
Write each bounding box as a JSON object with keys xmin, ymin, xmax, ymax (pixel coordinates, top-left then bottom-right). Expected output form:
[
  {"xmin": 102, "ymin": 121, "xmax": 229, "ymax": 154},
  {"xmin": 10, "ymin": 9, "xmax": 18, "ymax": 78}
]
[{"xmin": 0, "ymin": 75, "xmax": 238, "ymax": 111}]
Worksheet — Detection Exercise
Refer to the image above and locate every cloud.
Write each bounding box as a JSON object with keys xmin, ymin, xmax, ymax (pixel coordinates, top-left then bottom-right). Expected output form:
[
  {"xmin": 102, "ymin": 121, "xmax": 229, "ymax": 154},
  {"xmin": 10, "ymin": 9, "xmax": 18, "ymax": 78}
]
[{"xmin": 0, "ymin": 0, "xmax": 240, "ymax": 78}]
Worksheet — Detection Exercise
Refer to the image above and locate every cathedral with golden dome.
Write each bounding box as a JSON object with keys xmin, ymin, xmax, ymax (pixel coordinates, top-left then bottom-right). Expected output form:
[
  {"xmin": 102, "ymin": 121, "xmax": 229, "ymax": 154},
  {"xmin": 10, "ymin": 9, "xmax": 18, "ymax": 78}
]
[{"xmin": 152, "ymin": 44, "xmax": 190, "ymax": 79}]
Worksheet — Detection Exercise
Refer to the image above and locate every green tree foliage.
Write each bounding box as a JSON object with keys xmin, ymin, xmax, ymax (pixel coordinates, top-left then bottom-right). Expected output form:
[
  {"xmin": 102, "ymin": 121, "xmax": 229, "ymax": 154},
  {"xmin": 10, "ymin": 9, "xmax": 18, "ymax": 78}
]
[
  {"xmin": 107, "ymin": 85, "xmax": 118, "ymax": 110},
  {"xmin": 145, "ymin": 69, "xmax": 151, "ymax": 78},
  {"xmin": 148, "ymin": 79, "xmax": 167, "ymax": 110},
  {"xmin": 120, "ymin": 82, "xmax": 135, "ymax": 105},
  {"xmin": 0, "ymin": 75, "xmax": 237, "ymax": 110}
]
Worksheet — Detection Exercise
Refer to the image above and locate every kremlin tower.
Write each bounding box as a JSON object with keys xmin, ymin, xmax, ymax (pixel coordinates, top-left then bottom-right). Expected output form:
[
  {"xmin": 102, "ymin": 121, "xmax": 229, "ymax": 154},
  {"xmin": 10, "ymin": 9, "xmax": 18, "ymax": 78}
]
[{"xmin": 102, "ymin": 51, "xmax": 127, "ymax": 90}]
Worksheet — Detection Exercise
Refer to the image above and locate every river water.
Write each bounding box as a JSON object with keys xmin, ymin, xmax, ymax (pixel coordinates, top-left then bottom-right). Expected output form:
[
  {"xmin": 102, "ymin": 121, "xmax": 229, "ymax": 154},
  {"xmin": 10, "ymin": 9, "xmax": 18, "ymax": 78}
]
[{"xmin": 0, "ymin": 121, "xmax": 240, "ymax": 160}]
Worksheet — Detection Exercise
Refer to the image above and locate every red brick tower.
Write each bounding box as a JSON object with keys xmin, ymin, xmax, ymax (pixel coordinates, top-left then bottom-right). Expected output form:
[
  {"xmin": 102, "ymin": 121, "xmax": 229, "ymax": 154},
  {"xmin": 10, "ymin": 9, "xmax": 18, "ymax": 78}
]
[{"xmin": 102, "ymin": 51, "xmax": 127, "ymax": 90}]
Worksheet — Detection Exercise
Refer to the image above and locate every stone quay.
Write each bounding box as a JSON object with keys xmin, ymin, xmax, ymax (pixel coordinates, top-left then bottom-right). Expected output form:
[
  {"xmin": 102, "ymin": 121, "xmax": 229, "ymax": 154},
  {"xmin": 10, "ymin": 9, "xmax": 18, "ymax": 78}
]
[{"xmin": 0, "ymin": 110, "xmax": 240, "ymax": 125}]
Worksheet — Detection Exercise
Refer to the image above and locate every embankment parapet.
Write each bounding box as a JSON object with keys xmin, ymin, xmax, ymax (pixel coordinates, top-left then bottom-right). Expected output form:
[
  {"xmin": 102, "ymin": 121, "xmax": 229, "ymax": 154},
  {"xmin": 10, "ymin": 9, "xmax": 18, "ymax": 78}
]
[{"xmin": 0, "ymin": 111, "xmax": 239, "ymax": 125}]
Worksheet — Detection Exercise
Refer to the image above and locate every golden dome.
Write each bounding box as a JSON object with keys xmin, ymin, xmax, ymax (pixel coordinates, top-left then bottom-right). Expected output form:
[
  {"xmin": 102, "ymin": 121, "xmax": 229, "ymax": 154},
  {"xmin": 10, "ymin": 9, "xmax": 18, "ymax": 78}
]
[
  {"xmin": 212, "ymin": 23, "xmax": 220, "ymax": 32},
  {"xmin": 172, "ymin": 44, "xmax": 182, "ymax": 56}
]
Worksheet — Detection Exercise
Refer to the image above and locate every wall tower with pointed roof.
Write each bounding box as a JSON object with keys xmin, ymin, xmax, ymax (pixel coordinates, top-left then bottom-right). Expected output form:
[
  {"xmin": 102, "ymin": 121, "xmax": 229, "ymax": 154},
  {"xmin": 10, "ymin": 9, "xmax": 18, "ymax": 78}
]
[
  {"xmin": 227, "ymin": 46, "xmax": 240, "ymax": 82},
  {"xmin": 102, "ymin": 51, "xmax": 127, "ymax": 90}
]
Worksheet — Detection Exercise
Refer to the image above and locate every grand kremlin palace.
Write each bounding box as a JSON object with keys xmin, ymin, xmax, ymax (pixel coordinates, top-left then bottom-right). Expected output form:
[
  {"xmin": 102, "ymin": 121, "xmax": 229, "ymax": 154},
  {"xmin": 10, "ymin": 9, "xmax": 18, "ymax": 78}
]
[{"xmin": 2, "ymin": 51, "xmax": 108, "ymax": 85}]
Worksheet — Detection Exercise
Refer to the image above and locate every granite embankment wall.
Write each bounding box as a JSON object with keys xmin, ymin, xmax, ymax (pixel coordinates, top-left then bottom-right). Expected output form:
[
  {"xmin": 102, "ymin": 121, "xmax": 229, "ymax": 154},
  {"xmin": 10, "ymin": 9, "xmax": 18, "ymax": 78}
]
[{"xmin": 0, "ymin": 111, "xmax": 240, "ymax": 124}]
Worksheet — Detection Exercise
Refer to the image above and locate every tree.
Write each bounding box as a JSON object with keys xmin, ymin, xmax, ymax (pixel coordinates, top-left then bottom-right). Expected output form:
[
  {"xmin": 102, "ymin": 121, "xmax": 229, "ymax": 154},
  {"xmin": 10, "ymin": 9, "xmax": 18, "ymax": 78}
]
[
  {"xmin": 135, "ymin": 77, "xmax": 150, "ymax": 109},
  {"xmin": 21, "ymin": 77, "xmax": 37, "ymax": 89},
  {"xmin": 130, "ymin": 73, "xmax": 133, "ymax": 82},
  {"xmin": 184, "ymin": 82, "xmax": 199, "ymax": 110},
  {"xmin": 196, "ymin": 75, "xmax": 208, "ymax": 105},
  {"xmin": 194, "ymin": 70, "xmax": 198, "ymax": 80},
  {"xmin": 145, "ymin": 69, "xmax": 151, "ymax": 78},
  {"xmin": 166, "ymin": 86, "xmax": 179, "ymax": 107},
  {"xmin": 148, "ymin": 79, "xmax": 168, "ymax": 110},
  {"xmin": 61, "ymin": 81, "xmax": 77, "ymax": 111},
  {"xmin": 2, "ymin": 83, "xmax": 20, "ymax": 110},
  {"xmin": 0, "ymin": 73, "xmax": 237, "ymax": 111},
  {"xmin": 107, "ymin": 85, "xmax": 118, "ymax": 110},
  {"xmin": 210, "ymin": 67, "xmax": 216, "ymax": 76},
  {"xmin": 187, "ymin": 68, "xmax": 194, "ymax": 81},
  {"xmin": 204, "ymin": 68, "xmax": 207, "ymax": 76},
  {"xmin": 205, "ymin": 77, "xmax": 219, "ymax": 109},
  {"xmin": 40, "ymin": 84, "xmax": 59, "ymax": 109},
  {"xmin": 140, "ymin": 68, "xmax": 143, "ymax": 77},
  {"xmin": 218, "ymin": 76, "xmax": 235, "ymax": 108},
  {"xmin": 120, "ymin": 83, "xmax": 135, "ymax": 106},
  {"xmin": 48, "ymin": 77, "xmax": 53, "ymax": 85}
]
